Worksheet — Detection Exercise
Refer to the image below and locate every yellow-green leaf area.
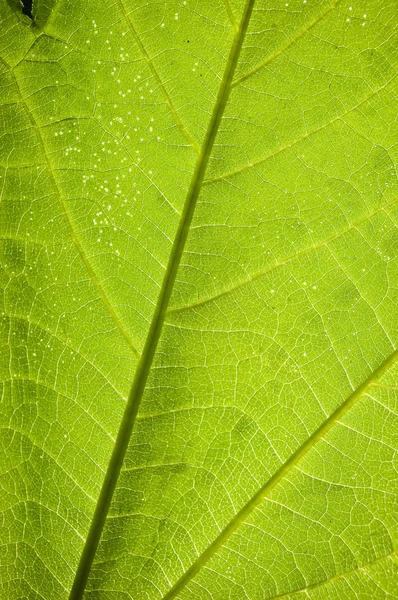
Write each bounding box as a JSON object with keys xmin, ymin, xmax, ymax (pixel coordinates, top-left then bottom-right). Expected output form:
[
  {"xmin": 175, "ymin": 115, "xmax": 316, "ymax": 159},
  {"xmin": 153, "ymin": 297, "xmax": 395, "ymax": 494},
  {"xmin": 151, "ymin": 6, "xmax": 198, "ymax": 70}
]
[{"xmin": 1, "ymin": 0, "xmax": 397, "ymax": 599}]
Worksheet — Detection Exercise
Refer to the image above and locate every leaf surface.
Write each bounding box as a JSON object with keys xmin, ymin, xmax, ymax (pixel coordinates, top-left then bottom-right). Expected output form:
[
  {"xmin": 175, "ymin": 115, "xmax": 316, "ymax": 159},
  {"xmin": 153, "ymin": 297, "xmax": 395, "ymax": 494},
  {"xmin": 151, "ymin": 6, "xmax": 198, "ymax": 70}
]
[{"xmin": 1, "ymin": 1, "xmax": 397, "ymax": 599}]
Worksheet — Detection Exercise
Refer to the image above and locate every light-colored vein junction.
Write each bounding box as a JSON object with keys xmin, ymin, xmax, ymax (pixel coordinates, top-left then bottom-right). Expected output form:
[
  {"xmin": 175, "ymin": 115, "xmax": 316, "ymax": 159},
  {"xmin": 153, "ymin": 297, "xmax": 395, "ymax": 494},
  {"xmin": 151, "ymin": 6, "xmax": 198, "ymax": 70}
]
[
  {"xmin": 162, "ymin": 347, "xmax": 398, "ymax": 599},
  {"xmin": 223, "ymin": 0, "xmax": 238, "ymax": 31},
  {"xmin": 232, "ymin": 0, "xmax": 341, "ymax": 88},
  {"xmin": 168, "ymin": 196, "xmax": 397, "ymax": 314}
]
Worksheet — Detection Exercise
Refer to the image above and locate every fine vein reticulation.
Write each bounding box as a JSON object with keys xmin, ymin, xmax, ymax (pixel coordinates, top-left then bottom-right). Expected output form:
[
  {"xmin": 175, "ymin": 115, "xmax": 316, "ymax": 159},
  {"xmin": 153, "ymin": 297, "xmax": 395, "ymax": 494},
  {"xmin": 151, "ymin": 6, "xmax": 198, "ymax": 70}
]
[
  {"xmin": 68, "ymin": 1, "xmax": 256, "ymax": 597},
  {"xmin": 167, "ymin": 196, "xmax": 397, "ymax": 315},
  {"xmin": 267, "ymin": 549, "xmax": 397, "ymax": 599},
  {"xmin": 116, "ymin": 0, "xmax": 200, "ymax": 154},
  {"xmin": 2, "ymin": 60, "xmax": 142, "ymax": 360},
  {"xmin": 3, "ymin": 1, "xmax": 396, "ymax": 598},
  {"xmin": 161, "ymin": 347, "xmax": 398, "ymax": 599}
]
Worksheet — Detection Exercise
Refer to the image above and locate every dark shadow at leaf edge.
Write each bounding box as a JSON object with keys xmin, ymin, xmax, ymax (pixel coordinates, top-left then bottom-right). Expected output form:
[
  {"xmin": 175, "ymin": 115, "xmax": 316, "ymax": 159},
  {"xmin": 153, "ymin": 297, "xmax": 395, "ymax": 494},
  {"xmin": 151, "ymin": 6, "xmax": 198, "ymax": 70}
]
[
  {"xmin": 6, "ymin": 0, "xmax": 57, "ymax": 30},
  {"xmin": 21, "ymin": 0, "xmax": 33, "ymax": 19}
]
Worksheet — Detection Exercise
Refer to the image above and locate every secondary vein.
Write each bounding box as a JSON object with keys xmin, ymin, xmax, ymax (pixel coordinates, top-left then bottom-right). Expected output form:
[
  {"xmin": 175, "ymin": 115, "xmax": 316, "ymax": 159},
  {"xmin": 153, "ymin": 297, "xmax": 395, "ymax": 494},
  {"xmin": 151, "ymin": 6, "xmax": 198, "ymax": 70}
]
[
  {"xmin": 204, "ymin": 76, "xmax": 396, "ymax": 186},
  {"xmin": 68, "ymin": 0, "xmax": 256, "ymax": 597},
  {"xmin": 167, "ymin": 196, "xmax": 397, "ymax": 314},
  {"xmin": 231, "ymin": 0, "xmax": 340, "ymax": 88},
  {"xmin": 161, "ymin": 347, "xmax": 398, "ymax": 599},
  {"xmin": 117, "ymin": 0, "xmax": 200, "ymax": 154},
  {"xmin": 268, "ymin": 549, "xmax": 397, "ymax": 599},
  {"xmin": 2, "ymin": 59, "xmax": 141, "ymax": 361}
]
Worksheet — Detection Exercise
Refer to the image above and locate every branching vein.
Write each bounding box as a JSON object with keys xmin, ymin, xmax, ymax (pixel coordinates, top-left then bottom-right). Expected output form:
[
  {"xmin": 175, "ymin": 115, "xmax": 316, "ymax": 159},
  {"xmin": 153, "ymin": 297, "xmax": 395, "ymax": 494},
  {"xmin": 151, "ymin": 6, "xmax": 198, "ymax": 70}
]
[
  {"xmin": 232, "ymin": 0, "xmax": 341, "ymax": 88},
  {"xmin": 168, "ymin": 196, "xmax": 397, "ymax": 314},
  {"xmin": 161, "ymin": 348, "xmax": 398, "ymax": 599}
]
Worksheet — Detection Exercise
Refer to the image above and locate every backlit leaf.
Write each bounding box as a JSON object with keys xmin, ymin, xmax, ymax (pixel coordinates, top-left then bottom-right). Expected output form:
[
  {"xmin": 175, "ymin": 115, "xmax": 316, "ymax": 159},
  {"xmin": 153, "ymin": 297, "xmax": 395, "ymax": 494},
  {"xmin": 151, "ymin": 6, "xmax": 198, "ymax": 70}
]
[{"xmin": 1, "ymin": 1, "xmax": 397, "ymax": 598}]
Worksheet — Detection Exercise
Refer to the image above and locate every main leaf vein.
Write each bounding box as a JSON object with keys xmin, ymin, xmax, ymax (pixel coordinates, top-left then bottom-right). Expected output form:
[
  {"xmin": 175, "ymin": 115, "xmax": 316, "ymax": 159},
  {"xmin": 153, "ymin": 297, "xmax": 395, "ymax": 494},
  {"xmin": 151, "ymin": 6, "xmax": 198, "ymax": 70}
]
[{"xmin": 68, "ymin": 2, "xmax": 256, "ymax": 597}]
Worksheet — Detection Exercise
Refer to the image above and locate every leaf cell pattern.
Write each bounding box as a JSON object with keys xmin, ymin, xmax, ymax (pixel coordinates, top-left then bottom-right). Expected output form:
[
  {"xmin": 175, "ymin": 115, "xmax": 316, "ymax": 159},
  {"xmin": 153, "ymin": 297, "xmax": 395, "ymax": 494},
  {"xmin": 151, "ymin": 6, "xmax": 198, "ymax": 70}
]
[{"xmin": 1, "ymin": 0, "xmax": 397, "ymax": 599}]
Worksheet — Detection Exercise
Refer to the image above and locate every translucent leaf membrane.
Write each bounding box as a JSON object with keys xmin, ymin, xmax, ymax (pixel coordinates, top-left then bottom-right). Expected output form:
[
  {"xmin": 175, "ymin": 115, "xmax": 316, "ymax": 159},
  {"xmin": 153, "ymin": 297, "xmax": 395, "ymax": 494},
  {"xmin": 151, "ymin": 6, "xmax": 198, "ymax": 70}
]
[{"xmin": 0, "ymin": 0, "xmax": 397, "ymax": 599}]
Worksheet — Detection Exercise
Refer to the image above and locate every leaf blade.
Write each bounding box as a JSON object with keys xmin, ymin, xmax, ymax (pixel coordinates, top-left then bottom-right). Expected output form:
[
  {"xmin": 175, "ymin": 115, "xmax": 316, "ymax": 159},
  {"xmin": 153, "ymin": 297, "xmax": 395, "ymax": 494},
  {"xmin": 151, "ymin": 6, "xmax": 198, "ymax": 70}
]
[{"xmin": 1, "ymin": 0, "xmax": 397, "ymax": 599}]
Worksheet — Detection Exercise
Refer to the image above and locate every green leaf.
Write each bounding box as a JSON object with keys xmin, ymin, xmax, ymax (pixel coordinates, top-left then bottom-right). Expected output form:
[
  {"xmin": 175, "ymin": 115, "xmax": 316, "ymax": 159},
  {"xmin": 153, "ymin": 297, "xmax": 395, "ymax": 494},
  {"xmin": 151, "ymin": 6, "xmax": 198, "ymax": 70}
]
[{"xmin": 1, "ymin": 0, "xmax": 397, "ymax": 598}]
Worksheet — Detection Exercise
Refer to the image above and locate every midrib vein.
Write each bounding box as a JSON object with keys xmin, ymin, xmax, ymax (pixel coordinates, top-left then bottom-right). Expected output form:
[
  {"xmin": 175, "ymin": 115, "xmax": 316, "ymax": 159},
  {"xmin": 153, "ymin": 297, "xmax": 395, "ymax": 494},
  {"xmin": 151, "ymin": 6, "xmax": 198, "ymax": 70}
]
[
  {"xmin": 4, "ymin": 60, "xmax": 141, "ymax": 360},
  {"xmin": 68, "ymin": 1, "xmax": 256, "ymax": 597},
  {"xmin": 161, "ymin": 347, "xmax": 398, "ymax": 600}
]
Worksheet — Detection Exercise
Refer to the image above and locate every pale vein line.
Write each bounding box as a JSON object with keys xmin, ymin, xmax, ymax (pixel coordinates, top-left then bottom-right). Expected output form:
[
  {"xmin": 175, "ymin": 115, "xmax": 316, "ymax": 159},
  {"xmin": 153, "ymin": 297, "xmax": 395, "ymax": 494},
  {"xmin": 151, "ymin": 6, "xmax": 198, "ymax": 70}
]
[
  {"xmin": 116, "ymin": 0, "xmax": 200, "ymax": 154},
  {"xmin": 373, "ymin": 383, "xmax": 398, "ymax": 390},
  {"xmin": 8, "ymin": 312, "xmax": 127, "ymax": 402},
  {"xmin": 223, "ymin": 0, "xmax": 238, "ymax": 31},
  {"xmin": 326, "ymin": 243, "xmax": 394, "ymax": 348},
  {"xmin": 204, "ymin": 77, "xmax": 396, "ymax": 186},
  {"xmin": 5, "ymin": 375, "xmax": 118, "ymax": 441},
  {"xmin": 168, "ymin": 196, "xmax": 397, "ymax": 314},
  {"xmin": 268, "ymin": 549, "xmax": 396, "ymax": 599},
  {"xmin": 161, "ymin": 348, "xmax": 398, "ymax": 599},
  {"xmin": 232, "ymin": 0, "xmax": 340, "ymax": 88},
  {"xmin": 1, "ymin": 426, "xmax": 98, "ymax": 503},
  {"xmin": 295, "ymin": 469, "xmax": 397, "ymax": 497},
  {"xmin": 0, "ymin": 513, "xmax": 72, "ymax": 593},
  {"xmin": 89, "ymin": 115, "xmax": 182, "ymax": 217},
  {"xmin": 2, "ymin": 58, "xmax": 141, "ymax": 360}
]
